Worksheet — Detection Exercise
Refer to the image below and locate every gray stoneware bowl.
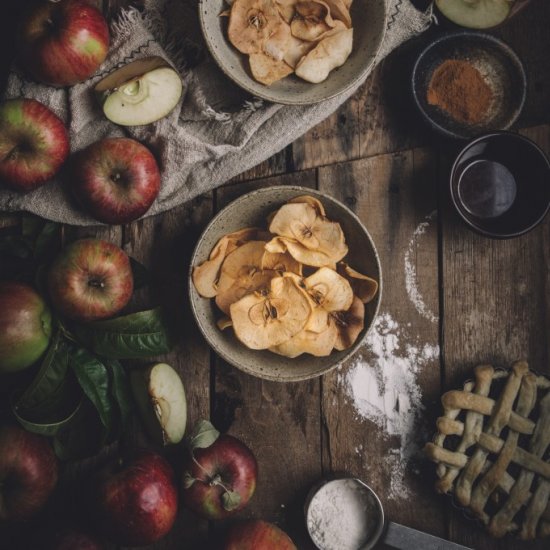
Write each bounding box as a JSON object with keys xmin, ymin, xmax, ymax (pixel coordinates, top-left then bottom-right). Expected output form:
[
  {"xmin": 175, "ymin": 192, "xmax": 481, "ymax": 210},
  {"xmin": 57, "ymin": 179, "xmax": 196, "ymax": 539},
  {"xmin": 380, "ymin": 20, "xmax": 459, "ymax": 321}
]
[
  {"xmin": 198, "ymin": 0, "xmax": 387, "ymax": 105},
  {"xmin": 189, "ymin": 186, "xmax": 382, "ymax": 382}
]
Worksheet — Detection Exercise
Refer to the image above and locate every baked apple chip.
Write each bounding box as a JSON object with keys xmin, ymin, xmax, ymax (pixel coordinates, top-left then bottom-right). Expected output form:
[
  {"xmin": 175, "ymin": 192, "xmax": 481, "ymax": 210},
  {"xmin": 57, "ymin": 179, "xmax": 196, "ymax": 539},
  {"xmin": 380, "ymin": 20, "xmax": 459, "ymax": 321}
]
[
  {"xmin": 332, "ymin": 295, "xmax": 365, "ymax": 351},
  {"xmin": 337, "ymin": 262, "xmax": 379, "ymax": 304},
  {"xmin": 270, "ymin": 321, "xmax": 338, "ymax": 357},
  {"xmin": 230, "ymin": 275, "xmax": 312, "ymax": 349},
  {"xmin": 249, "ymin": 53, "xmax": 293, "ymax": 86}
]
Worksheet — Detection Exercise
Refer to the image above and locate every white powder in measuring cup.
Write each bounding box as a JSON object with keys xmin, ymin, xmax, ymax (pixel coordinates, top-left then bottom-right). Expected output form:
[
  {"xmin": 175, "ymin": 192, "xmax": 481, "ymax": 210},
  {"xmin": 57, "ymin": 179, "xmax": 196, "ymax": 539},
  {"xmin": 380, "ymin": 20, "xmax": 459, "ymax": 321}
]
[{"xmin": 307, "ymin": 479, "xmax": 379, "ymax": 550}]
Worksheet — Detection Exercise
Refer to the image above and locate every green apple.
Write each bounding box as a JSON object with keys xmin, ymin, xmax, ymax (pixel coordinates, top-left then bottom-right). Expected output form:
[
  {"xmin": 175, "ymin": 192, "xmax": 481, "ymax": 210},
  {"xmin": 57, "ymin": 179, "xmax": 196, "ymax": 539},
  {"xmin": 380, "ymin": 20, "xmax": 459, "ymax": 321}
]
[
  {"xmin": 131, "ymin": 363, "xmax": 187, "ymax": 445},
  {"xmin": 95, "ymin": 57, "xmax": 183, "ymax": 126},
  {"xmin": 0, "ymin": 282, "xmax": 52, "ymax": 374},
  {"xmin": 436, "ymin": 0, "xmax": 512, "ymax": 29}
]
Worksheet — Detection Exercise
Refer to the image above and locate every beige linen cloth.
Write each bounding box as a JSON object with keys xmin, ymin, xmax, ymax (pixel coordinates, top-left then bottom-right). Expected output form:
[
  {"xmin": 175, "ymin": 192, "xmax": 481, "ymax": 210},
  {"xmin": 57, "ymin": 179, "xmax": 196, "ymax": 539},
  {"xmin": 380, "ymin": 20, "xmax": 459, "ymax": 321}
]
[{"xmin": 0, "ymin": 0, "xmax": 431, "ymax": 225}]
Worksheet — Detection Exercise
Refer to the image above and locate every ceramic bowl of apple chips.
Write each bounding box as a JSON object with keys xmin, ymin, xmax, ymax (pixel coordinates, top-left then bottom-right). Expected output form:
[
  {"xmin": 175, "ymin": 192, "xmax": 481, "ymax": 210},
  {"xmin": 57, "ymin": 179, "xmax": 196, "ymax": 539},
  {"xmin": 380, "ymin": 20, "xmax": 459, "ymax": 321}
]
[
  {"xmin": 198, "ymin": 0, "xmax": 387, "ymax": 104},
  {"xmin": 189, "ymin": 186, "xmax": 382, "ymax": 382}
]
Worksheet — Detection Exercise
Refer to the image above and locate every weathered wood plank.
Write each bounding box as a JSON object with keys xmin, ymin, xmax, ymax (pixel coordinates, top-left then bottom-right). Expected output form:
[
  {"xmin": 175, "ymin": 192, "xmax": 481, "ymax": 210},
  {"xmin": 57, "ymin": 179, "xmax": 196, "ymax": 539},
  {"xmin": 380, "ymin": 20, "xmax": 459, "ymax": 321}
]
[
  {"xmin": 119, "ymin": 196, "xmax": 213, "ymax": 549},
  {"xmin": 440, "ymin": 124, "xmax": 550, "ymax": 549},
  {"xmin": 211, "ymin": 170, "xmax": 321, "ymax": 549},
  {"xmin": 317, "ymin": 149, "xmax": 445, "ymax": 539}
]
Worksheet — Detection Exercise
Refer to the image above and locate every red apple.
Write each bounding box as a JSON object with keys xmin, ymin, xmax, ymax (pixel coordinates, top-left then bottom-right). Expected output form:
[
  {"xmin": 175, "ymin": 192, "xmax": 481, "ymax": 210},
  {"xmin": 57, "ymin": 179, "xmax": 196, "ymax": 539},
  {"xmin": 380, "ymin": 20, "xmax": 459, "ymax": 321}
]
[
  {"xmin": 18, "ymin": 0, "xmax": 109, "ymax": 87},
  {"xmin": 0, "ymin": 424, "xmax": 58, "ymax": 521},
  {"xmin": 224, "ymin": 520, "xmax": 297, "ymax": 550},
  {"xmin": 0, "ymin": 98, "xmax": 69, "ymax": 192},
  {"xmin": 93, "ymin": 450, "xmax": 178, "ymax": 547},
  {"xmin": 182, "ymin": 433, "xmax": 258, "ymax": 520},
  {"xmin": 71, "ymin": 137, "xmax": 161, "ymax": 224},
  {"xmin": 50, "ymin": 529, "xmax": 104, "ymax": 550},
  {"xmin": 0, "ymin": 281, "xmax": 52, "ymax": 374},
  {"xmin": 47, "ymin": 238, "xmax": 133, "ymax": 322}
]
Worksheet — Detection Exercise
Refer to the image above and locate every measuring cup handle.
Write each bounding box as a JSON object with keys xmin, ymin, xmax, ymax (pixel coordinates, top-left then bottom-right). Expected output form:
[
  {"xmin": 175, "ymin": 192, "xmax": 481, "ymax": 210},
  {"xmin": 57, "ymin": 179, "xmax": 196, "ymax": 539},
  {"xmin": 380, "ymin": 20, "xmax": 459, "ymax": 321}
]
[{"xmin": 381, "ymin": 522, "xmax": 473, "ymax": 550}]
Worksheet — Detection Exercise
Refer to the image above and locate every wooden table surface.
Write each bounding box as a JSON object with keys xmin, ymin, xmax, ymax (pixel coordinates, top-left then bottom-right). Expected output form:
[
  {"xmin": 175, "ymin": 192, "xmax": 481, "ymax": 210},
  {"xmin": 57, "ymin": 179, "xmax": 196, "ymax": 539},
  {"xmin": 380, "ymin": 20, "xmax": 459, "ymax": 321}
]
[{"xmin": 1, "ymin": 1, "xmax": 550, "ymax": 549}]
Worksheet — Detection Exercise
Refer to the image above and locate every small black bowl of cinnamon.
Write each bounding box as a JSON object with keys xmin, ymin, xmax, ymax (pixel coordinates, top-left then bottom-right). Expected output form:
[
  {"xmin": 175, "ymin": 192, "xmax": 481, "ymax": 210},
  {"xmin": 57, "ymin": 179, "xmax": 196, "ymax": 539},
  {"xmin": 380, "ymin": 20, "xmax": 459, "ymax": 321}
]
[{"xmin": 411, "ymin": 31, "xmax": 526, "ymax": 140}]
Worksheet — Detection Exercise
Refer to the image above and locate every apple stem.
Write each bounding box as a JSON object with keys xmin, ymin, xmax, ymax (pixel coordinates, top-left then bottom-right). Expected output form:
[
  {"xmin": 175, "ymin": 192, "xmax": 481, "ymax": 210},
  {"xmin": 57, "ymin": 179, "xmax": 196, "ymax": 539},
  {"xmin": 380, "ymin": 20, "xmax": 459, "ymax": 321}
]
[
  {"xmin": 191, "ymin": 455, "xmax": 233, "ymax": 493},
  {"xmin": 88, "ymin": 279, "xmax": 105, "ymax": 289}
]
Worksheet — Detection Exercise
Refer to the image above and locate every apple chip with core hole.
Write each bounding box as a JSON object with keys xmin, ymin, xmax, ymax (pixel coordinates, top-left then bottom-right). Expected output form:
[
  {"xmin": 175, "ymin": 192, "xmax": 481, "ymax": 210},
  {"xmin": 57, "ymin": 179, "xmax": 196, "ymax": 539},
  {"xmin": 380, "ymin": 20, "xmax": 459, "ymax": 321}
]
[
  {"xmin": 290, "ymin": 1, "xmax": 336, "ymax": 42},
  {"xmin": 214, "ymin": 240, "xmax": 301, "ymax": 314},
  {"xmin": 191, "ymin": 194, "xmax": 378, "ymax": 358},
  {"xmin": 268, "ymin": 202, "xmax": 348, "ymax": 262},
  {"xmin": 295, "ymin": 28, "xmax": 353, "ymax": 83},
  {"xmin": 131, "ymin": 363, "xmax": 187, "ymax": 445},
  {"xmin": 435, "ymin": 0, "xmax": 512, "ymax": 29},
  {"xmin": 192, "ymin": 228, "xmax": 270, "ymax": 298},
  {"xmin": 228, "ymin": 0, "xmax": 282, "ymax": 54},
  {"xmin": 230, "ymin": 276, "xmax": 312, "ymax": 349},
  {"xmin": 332, "ymin": 295, "xmax": 365, "ymax": 350},
  {"xmin": 95, "ymin": 57, "xmax": 183, "ymax": 126},
  {"xmin": 224, "ymin": 0, "xmax": 354, "ymax": 85}
]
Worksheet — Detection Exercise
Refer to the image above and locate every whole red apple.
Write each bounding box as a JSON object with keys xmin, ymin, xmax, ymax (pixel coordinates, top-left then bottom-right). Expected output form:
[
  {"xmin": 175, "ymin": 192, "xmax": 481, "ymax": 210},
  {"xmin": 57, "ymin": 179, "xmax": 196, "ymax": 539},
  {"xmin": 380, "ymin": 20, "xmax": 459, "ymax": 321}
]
[
  {"xmin": 47, "ymin": 238, "xmax": 133, "ymax": 322},
  {"xmin": 50, "ymin": 529, "xmax": 104, "ymax": 550},
  {"xmin": 18, "ymin": 0, "xmax": 109, "ymax": 87},
  {"xmin": 0, "ymin": 98, "xmax": 69, "ymax": 192},
  {"xmin": 71, "ymin": 137, "xmax": 161, "ymax": 224},
  {"xmin": 182, "ymin": 434, "xmax": 258, "ymax": 520},
  {"xmin": 0, "ymin": 424, "xmax": 58, "ymax": 521},
  {"xmin": 93, "ymin": 450, "xmax": 178, "ymax": 547},
  {"xmin": 224, "ymin": 520, "xmax": 297, "ymax": 550},
  {"xmin": 0, "ymin": 281, "xmax": 52, "ymax": 374}
]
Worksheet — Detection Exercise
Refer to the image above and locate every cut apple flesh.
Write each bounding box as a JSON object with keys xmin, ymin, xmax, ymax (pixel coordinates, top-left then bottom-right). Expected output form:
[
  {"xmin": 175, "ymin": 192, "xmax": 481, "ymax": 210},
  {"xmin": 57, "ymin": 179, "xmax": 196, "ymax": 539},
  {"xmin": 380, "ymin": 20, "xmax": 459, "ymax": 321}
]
[
  {"xmin": 99, "ymin": 63, "xmax": 183, "ymax": 126},
  {"xmin": 436, "ymin": 0, "xmax": 512, "ymax": 29},
  {"xmin": 131, "ymin": 363, "xmax": 187, "ymax": 445}
]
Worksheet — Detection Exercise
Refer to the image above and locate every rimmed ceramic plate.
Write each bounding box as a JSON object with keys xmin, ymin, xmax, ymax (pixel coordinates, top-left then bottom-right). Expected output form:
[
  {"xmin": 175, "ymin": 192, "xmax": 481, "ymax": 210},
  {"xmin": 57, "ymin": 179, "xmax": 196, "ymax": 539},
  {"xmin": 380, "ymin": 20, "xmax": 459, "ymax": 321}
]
[
  {"xmin": 198, "ymin": 0, "xmax": 387, "ymax": 105},
  {"xmin": 189, "ymin": 186, "xmax": 382, "ymax": 382}
]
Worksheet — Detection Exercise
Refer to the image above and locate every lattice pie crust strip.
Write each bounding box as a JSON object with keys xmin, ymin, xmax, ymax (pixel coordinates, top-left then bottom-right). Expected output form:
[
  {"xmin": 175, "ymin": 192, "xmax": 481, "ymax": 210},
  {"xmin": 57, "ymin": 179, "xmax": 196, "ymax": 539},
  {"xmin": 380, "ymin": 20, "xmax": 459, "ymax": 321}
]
[{"xmin": 425, "ymin": 361, "xmax": 550, "ymax": 539}]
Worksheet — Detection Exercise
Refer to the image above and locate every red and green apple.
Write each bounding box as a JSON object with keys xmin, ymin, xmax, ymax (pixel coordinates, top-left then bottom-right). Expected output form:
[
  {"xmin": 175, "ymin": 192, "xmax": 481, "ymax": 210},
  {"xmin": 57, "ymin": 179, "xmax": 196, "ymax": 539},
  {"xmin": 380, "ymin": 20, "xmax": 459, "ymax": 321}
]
[
  {"xmin": 18, "ymin": 0, "xmax": 110, "ymax": 87},
  {"xmin": 0, "ymin": 424, "xmax": 58, "ymax": 521},
  {"xmin": 224, "ymin": 520, "xmax": 297, "ymax": 550},
  {"xmin": 70, "ymin": 137, "xmax": 161, "ymax": 224},
  {"xmin": 47, "ymin": 238, "xmax": 133, "ymax": 322},
  {"xmin": 0, "ymin": 98, "xmax": 69, "ymax": 192},
  {"xmin": 0, "ymin": 281, "xmax": 52, "ymax": 374},
  {"xmin": 93, "ymin": 450, "xmax": 178, "ymax": 547}
]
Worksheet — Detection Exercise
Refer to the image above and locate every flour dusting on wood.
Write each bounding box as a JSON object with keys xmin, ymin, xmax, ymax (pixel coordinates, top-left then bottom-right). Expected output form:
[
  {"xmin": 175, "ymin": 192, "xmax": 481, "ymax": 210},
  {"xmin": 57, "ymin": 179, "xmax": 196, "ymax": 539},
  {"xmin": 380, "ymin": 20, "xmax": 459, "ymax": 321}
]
[
  {"xmin": 340, "ymin": 312, "xmax": 438, "ymax": 500},
  {"xmin": 404, "ymin": 211, "xmax": 438, "ymax": 324}
]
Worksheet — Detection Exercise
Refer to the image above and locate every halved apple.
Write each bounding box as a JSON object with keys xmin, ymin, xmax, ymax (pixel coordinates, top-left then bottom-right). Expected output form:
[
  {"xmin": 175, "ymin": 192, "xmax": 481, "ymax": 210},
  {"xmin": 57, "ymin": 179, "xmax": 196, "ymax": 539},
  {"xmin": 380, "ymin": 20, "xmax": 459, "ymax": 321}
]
[
  {"xmin": 436, "ymin": 0, "xmax": 512, "ymax": 29},
  {"xmin": 95, "ymin": 56, "xmax": 183, "ymax": 126},
  {"xmin": 130, "ymin": 363, "xmax": 187, "ymax": 445}
]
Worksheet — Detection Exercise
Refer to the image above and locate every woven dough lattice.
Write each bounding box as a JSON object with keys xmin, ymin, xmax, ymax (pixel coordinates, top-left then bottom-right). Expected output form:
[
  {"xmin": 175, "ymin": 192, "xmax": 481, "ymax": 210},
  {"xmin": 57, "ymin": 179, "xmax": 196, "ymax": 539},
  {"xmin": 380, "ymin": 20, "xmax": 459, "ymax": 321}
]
[{"xmin": 425, "ymin": 361, "xmax": 550, "ymax": 539}]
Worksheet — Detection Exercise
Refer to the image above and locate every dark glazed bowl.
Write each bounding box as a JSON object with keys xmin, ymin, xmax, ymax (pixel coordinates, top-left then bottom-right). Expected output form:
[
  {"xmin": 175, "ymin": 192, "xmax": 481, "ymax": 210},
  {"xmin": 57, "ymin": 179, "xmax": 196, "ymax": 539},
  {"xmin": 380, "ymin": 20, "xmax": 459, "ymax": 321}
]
[
  {"xmin": 450, "ymin": 132, "xmax": 550, "ymax": 238},
  {"xmin": 412, "ymin": 32, "xmax": 526, "ymax": 139}
]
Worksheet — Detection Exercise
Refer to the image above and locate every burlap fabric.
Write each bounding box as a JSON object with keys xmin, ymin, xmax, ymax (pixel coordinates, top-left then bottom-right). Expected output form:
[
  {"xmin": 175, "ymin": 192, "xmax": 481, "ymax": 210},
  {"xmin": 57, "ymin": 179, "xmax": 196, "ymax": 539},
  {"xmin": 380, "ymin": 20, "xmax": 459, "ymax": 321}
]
[{"xmin": 0, "ymin": 0, "xmax": 431, "ymax": 225}]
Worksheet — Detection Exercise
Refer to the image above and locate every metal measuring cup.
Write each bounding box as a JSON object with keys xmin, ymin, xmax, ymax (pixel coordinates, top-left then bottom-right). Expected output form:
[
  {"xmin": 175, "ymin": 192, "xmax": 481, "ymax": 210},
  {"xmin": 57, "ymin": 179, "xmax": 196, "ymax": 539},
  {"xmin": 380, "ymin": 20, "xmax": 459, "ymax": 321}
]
[{"xmin": 305, "ymin": 478, "xmax": 472, "ymax": 550}]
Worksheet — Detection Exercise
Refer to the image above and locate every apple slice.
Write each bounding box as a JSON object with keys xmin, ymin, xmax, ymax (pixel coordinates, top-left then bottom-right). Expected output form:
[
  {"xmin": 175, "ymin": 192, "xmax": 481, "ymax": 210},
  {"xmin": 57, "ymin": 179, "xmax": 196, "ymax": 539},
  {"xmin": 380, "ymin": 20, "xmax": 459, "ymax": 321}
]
[
  {"xmin": 436, "ymin": 0, "xmax": 512, "ymax": 29},
  {"xmin": 95, "ymin": 57, "xmax": 183, "ymax": 126},
  {"xmin": 131, "ymin": 363, "xmax": 187, "ymax": 445}
]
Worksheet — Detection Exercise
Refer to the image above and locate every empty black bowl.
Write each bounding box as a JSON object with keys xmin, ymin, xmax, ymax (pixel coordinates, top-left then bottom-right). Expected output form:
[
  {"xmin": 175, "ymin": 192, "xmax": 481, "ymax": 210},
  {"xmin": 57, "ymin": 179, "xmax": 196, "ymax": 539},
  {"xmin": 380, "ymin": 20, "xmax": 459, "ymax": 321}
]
[
  {"xmin": 412, "ymin": 32, "xmax": 526, "ymax": 139},
  {"xmin": 450, "ymin": 132, "xmax": 550, "ymax": 238}
]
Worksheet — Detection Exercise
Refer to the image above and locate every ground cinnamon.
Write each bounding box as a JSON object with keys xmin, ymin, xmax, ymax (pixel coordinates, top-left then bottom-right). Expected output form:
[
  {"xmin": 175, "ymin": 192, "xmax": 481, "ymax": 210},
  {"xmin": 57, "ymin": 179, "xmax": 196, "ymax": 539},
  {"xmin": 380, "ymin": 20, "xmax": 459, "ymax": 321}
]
[{"xmin": 427, "ymin": 59, "xmax": 493, "ymax": 125}]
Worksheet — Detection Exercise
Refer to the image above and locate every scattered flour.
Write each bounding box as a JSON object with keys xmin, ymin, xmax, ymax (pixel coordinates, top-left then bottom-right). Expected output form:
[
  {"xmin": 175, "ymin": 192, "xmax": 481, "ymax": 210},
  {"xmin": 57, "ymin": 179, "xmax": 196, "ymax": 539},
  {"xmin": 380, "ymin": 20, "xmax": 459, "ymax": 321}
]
[
  {"xmin": 404, "ymin": 211, "xmax": 439, "ymax": 324},
  {"xmin": 340, "ymin": 313, "xmax": 439, "ymax": 500}
]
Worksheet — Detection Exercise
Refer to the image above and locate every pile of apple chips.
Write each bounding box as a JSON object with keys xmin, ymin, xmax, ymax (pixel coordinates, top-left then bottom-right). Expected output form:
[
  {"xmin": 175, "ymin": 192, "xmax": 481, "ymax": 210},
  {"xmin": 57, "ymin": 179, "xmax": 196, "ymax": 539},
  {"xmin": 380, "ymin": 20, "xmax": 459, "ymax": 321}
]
[
  {"xmin": 223, "ymin": 0, "xmax": 354, "ymax": 85},
  {"xmin": 192, "ymin": 196, "xmax": 378, "ymax": 358}
]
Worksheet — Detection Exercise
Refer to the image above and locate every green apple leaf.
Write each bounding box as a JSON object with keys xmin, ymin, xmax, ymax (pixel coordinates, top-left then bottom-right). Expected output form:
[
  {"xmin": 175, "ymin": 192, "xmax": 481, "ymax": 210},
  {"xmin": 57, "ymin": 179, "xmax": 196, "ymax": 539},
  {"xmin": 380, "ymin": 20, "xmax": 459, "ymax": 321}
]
[
  {"xmin": 221, "ymin": 490, "xmax": 241, "ymax": 511},
  {"xmin": 129, "ymin": 257, "xmax": 151, "ymax": 290},
  {"xmin": 187, "ymin": 419, "xmax": 220, "ymax": 451},
  {"xmin": 69, "ymin": 347, "xmax": 115, "ymax": 434},
  {"xmin": 104, "ymin": 358, "xmax": 134, "ymax": 432},
  {"xmin": 73, "ymin": 308, "xmax": 173, "ymax": 359},
  {"xmin": 182, "ymin": 471, "xmax": 196, "ymax": 489},
  {"xmin": 52, "ymin": 399, "xmax": 109, "ymax": 461},
  {"xmin": 13, "ymin": 330, "xmax": 81, "ymax": 422},
  {"xmin": 13, "ymin": 398, "xmax": 84, "ymax": 437}
]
